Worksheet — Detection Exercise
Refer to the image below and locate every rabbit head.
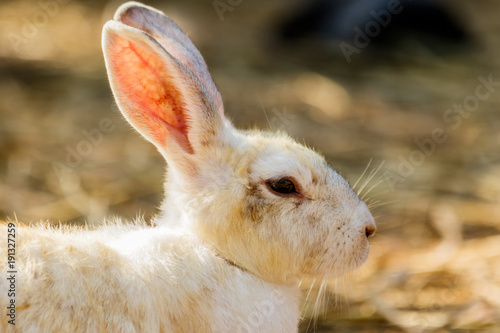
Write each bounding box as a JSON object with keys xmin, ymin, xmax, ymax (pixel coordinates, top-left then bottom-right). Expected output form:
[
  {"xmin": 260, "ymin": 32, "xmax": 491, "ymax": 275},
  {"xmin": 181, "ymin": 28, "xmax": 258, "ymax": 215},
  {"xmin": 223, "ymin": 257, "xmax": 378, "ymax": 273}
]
[{"xmin": 103, "ymin": 2, "xmax": 375, "ymax": 285}]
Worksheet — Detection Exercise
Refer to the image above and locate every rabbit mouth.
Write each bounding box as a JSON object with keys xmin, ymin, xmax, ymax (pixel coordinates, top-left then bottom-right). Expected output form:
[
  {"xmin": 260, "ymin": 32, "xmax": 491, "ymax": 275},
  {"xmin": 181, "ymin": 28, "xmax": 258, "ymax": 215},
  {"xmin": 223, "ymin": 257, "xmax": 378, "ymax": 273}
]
[
  {"xmin": 356, "ymin": 244, "xmax": 370, "ymax": 267},
  {"xmin": 352, "ymin": 236, "xmax": 371, "ymax": 267},
  {"xmin": 321, "ymin": 241, "xmax": 371, "ymax": 278}
]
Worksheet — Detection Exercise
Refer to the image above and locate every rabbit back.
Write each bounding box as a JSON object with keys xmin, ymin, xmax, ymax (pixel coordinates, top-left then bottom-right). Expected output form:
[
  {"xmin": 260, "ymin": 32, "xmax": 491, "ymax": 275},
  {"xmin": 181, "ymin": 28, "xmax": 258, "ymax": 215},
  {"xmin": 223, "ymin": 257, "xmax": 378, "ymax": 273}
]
[{"xmin": 0, "ymin": 222, "xmax": 301, "ymax": 332}]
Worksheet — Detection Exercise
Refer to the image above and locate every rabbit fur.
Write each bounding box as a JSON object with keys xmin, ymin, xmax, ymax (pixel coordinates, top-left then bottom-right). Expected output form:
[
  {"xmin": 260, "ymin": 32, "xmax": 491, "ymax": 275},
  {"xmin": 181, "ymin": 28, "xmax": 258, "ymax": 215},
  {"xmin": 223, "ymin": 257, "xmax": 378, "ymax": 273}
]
[{"xmin": 0, "ymin": 2, "xmax": 376, "ymax": 332}]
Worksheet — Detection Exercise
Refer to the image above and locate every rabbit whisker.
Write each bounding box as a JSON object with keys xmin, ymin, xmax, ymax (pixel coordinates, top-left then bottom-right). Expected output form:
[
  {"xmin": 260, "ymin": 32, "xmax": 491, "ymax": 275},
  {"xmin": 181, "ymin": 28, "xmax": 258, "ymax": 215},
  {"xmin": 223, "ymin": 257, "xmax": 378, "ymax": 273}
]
[
  {"xmin": 357, "ymin": 160, "xmax": 385, "ymax": 198},
  {"xmin": 352, "ymin": 158, "xmax": 372, "ymax": 191}
]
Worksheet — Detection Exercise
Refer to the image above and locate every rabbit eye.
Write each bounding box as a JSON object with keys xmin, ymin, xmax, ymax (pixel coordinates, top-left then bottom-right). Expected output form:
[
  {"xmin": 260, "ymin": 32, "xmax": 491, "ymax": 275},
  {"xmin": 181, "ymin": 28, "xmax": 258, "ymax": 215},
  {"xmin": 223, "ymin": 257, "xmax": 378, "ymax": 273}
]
[{"xmin": 268, "ymin": 178, "xmax": 296, "ymax": 194}]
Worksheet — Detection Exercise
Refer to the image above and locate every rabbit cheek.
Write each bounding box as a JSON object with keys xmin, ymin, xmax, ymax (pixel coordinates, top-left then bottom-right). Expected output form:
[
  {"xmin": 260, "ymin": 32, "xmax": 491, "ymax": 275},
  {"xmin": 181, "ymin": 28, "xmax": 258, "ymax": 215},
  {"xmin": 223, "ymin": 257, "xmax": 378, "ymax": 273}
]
[
  {"xmin": 302, "ymin": 236, "xmax": 330, "ymax": 274},
  {"xmin": 244, "ymin": 197, "xmax": 269, "ymax": 224},
  {"xmin": 243, "ymin": 185, "xmax": 275, "ymax": 224}
]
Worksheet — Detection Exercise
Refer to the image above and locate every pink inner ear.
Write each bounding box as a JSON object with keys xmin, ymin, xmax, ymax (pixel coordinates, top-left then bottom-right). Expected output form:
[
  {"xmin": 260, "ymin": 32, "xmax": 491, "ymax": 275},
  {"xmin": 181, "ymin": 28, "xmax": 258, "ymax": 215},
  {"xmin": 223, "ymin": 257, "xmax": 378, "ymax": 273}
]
[{"xmin": 111, "ymin": 35, "xmax": 194, "ymax": 154}]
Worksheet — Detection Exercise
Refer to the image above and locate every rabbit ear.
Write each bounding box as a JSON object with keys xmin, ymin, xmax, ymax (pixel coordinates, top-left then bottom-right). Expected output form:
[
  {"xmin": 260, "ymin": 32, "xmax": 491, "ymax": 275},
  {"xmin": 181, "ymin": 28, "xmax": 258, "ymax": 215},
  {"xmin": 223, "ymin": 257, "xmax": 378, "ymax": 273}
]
[
  {"xmin": 113, "ymin": 2, "xmax": 224, "ymax": 116},
  {"xmin": 102, "ymin": 20, "xmax": 223, "ymax": 164}
]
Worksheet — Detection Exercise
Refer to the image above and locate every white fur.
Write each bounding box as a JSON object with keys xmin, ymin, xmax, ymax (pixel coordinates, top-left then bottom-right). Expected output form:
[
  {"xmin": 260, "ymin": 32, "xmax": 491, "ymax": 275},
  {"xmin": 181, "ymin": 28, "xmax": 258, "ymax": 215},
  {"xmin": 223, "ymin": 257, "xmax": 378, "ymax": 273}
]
[{"xmin": 0, "ymin": 2, "xmax": 376, "ymax": 332}]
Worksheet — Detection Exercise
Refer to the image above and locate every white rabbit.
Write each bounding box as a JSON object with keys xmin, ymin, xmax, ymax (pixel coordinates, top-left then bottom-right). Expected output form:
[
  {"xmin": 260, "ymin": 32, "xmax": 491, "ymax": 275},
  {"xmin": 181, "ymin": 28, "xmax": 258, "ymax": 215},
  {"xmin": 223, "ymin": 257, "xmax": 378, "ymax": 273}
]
[{"xmin": 0, "ymin": 2, "xmax": 376, "ymax": 332}]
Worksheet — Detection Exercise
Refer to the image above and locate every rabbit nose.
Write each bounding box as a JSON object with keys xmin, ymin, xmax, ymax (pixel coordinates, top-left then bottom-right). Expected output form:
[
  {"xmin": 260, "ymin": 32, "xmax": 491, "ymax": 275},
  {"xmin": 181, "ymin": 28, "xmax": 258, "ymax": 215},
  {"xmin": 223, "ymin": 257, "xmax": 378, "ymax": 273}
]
[
  {"xmin": 365, "ymin": 223, "xmax": 376, "ymax": 238},
  {"xmin": 356, "ymin": 202, "xmax": 376, "ymax": 238},
  {"xmin": 363, "ymin": 212, "xmax": 376, "ymax": 238},
  {"xmin": 353, "ymin": 201, "xmax": 377, "ymax": 238}
]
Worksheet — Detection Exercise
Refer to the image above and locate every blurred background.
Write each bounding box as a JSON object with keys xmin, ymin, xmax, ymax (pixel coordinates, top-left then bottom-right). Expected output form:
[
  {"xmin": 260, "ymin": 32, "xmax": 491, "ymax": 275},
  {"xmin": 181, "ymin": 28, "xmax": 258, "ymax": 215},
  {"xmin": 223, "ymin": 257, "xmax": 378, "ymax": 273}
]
[{"xmin": 1, "ymin": 0, "xmax": 499, "ymax": 331}]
